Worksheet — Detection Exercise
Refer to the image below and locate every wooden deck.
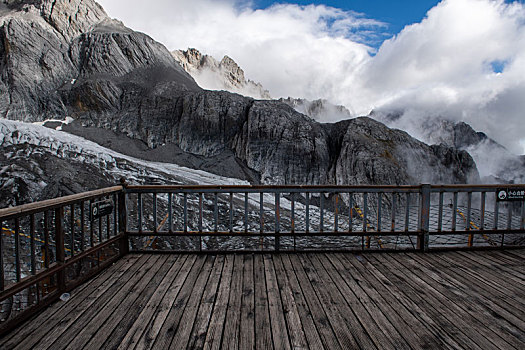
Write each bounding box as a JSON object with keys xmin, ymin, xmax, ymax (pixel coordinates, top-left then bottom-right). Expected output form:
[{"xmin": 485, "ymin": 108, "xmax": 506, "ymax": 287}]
[{"xmin": 1, "ymin": 249, "xmax": 524, "ymax": 349}]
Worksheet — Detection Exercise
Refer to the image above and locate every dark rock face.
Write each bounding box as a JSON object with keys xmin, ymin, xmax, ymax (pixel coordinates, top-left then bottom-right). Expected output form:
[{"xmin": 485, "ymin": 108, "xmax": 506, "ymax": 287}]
[{"xmin": 0, "ymin": 0, "xmax": 480, "ymax": 188}]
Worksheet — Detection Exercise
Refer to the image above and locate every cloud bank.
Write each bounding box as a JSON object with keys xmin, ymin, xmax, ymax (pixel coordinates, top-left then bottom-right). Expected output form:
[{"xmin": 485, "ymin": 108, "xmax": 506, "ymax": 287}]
[{"xmin": 98, "ymin": 0, "xmax": 525, "ymax": 154}]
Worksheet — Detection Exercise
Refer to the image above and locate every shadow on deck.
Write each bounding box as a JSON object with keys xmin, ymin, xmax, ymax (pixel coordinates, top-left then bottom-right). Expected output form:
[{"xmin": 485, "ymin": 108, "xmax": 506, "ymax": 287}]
[{"xmin": 1, "ymin": 249, "xmax": 524, "ymax": 349}]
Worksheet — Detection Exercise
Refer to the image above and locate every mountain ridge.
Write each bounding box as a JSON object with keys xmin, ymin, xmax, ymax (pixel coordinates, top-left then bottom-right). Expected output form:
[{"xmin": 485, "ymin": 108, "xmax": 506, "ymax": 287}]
[{"xmin": 0, "ymin": 0, "xmax": 480, "ymax": 204}]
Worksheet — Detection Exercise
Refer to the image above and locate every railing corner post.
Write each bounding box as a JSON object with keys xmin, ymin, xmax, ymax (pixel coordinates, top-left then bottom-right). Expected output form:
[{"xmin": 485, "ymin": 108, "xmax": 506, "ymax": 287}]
[
  {"xmin": 418, "ymin": 184, "xmax": 431, "ymax": 252},
  {"xmin": 118, "ymin": 179, "xmax": 129, "ymax": 256}
]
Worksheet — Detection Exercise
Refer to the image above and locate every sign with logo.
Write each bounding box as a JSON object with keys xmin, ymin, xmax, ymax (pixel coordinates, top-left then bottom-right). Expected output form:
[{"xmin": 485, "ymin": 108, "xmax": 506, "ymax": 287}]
[
  {"xmin": 90, "ymin": 199, "xmax": 114, "ymax": 220},
  {"xmin": 496, "ymin": 188, "xmax": 525, "ymax": 202}
]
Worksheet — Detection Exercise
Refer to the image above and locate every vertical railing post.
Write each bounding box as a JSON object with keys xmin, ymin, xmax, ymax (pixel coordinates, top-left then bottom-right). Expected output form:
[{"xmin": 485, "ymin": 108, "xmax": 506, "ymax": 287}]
[
  {"xmin": 418, "ymin": 184, "xmax": 431, "ymax": 252},
  {"xmin": 275, "ymin": 192, "xmax": 280, "ymax": 251},
  {"xmin": 14, "ymin": 218, "xmax": 21, "ymax": 283},
  {"xmin": 55, "ymin": 207, "xmax": 66, "ymax": 293},
  {"xmin": 118, "ymin": 179, "xmax": 129, "ymax": 256},
  {"xmin": 0, "ymin": 220, "xmax": 4, "ymax": 291}
]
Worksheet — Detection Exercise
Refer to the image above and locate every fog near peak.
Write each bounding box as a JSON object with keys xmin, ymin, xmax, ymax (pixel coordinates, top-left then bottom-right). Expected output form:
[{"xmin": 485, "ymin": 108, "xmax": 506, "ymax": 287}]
[{"xmin": 98, "ymin": 0, "xmax": 525, "ymax": 154}]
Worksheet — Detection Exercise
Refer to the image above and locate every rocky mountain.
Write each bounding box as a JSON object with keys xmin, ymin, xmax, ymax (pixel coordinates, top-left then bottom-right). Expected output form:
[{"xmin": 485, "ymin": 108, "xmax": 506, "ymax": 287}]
[
  {"xmin": 0, "ymin": 0, "xmax": 480, "ymax": 206},
  {"xmin": 371, "ymin": 110, "xmax": 524, "ymax": 183},
  {"xmin": 279, "ymin": 97, "xmax": 352, "ymax": 122},
  {"xmin": 172, "ymin": 48, "xmax": 271, "ymax": 100},
  {"xmin": 172, "ymin": 50, "xmax": 354, "ymax": 122}
]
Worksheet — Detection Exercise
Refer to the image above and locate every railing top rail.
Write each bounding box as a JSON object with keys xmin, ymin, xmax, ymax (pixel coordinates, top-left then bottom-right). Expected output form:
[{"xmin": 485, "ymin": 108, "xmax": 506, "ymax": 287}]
[
  {"xmin": 124, "ymin": 183, "xmax": 525, "ymax": 194},
  {"xmin": 125, "ymin": 184, "xmax": 422, "ymax": 191},
  {"xmin": 430, "ymin": 184, "xmax": 525, "ymax": 190},
  {"xmin": 0, "ymin": 185, "xmax": 123, "ymax": 221}
]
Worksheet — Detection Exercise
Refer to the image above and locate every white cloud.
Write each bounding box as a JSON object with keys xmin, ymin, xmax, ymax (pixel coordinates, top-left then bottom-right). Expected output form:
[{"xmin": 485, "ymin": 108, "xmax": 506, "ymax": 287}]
[
  {"xmin": 97, "ymin": 0, "xmax": 525, "ymax": 154},
  {"xmin": 362, "ymin": 0, "xmax": 525, "ymax": 155}
]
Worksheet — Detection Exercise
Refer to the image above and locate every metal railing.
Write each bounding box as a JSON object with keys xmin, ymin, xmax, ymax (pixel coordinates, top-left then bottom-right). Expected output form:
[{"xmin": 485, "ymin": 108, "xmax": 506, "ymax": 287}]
[
  {"xmin": 0, "ymin": 182, "xmax": 524, "ymax": 335},
  {"xmin": 0, "ymin": 186, "xmax": 127, "ymax": 334},
  {"xmin": 124, "ymin": 184, "xmax": 525, "ymax": 253}
]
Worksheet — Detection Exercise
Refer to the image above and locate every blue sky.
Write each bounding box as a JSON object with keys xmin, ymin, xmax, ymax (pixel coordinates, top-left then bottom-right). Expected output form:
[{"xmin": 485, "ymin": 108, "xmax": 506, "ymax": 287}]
[{"xmin": 253, "ymin": 0, "xmax": 441, "ymax": 36}]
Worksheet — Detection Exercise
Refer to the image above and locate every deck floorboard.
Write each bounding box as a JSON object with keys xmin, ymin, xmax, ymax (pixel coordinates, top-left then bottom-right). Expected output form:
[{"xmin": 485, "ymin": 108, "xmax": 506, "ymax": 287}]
[{"xmin": 3, "ymin": 249, "xmax": 524, "ymax": 350}]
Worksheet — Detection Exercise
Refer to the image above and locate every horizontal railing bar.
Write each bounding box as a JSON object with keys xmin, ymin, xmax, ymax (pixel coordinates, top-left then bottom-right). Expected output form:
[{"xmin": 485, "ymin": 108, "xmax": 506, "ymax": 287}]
[
  {"xmin": 124, "ymin": 183, "xmax": 525, "ymax": 192},
  {"xmin": 126, "ymin": 229, "xmax": 525, "ymax": 237},
  {"xmin": 430, "ymin": 184, "xmax": 525, "ymax": 190},
  {"xmin": 125, "ymin": 185, "xmax": 421, "ymax": 192},
  {"xmin": 127, "ymin": 230, "xmax": 423, "ymax": 237},
  {"xmin": 0, "ymin": 186, "xmax": 123, "ymax": 220},
  {"xmin": 130, "ymin": 248, "xmax": 419, "ymax": 254},
  {"xmin": 0, "ymin": 234, "xmax": 123, "ymax": 301}
]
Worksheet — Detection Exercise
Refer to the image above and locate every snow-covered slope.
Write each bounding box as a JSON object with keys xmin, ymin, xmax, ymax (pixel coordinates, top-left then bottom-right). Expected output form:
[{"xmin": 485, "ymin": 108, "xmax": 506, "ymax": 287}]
[{"xmin": 0, "ymin": 119, "xmax": 248, "ymax": 206}]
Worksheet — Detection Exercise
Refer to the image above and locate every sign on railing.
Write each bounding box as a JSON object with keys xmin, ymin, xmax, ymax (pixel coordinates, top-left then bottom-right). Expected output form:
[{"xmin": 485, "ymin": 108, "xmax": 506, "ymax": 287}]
[{"xmin": 497, "ymin": 188, "xmax": 525, "ymax": 201}]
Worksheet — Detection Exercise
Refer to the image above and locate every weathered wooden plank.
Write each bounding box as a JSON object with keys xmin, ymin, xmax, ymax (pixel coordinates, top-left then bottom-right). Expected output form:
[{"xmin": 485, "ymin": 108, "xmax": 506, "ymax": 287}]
[
  {"xmin": 96, "ymin": 255, "xmax": 182, "ymax": 350},
  {"xmin": 442, "ymin": 252, "xmax": 525, "ymax": 302},
  {"xmin": 187, "ymin": 255, "xmax": 225, "ymax": 350},
  {"xmin": 203, "ymin": 254, "xmax": 234, "ymax": 350},
  {"xmin": 420, "ymin": 252, "xmax": 525, "ymax": 328},
  {"xmin": 405, "ymin": 252, "xmax": 525, "ymax": 348},
  {"xmin": 114, "ymin": 254, "xmax": 189, "ymax": 350},
  {"xmin": 280, "ymin": 254, "xmax": 341, "ymax": 349},
  {"xmin": 14, "ymin": 254, "xmax": 149, "ymax": 350},
  {"xmin": 220, "ymin": 254, "xmax": 244, "ymax": 349},
  {"xmin": 297, "ymin": 253, "xmax": 374, "ymax": 349},
  {"xmin": 62, "ymin": 255, "xmax": 167, "ymax": 350},
  {"xmin": 456, "ymin": 250, "xmax": 525, "ymax": 283},
  {"xmin": 500, "ymin": 249, "xmax": 525, "ymax": 260},
  {"xmin": 253, "ymin": 253, "xmax": 273, "ymax": 350},
  {"xmin": 151, "ymin": 255, "xmax": 207, "ymax": 349},
  {"xmin": 0, "ymin": 254, "xmax": 140, "ymax": 349},
  {"xmin": 238, "ymin": 254, "xmax": 255, "ymax": 350},
  {"xmin": 316, "ymin": 253, "xmax": 409, "ymax": 350},
  {"xmin": 170, "ymin": 255, "xmax": 217, "ymax": 349},
  {"xmin": 131, "ymin": 254, "xmax": 198, "ymax": 350},
  {"xmin": 338, "ymin": 253, "xmax": 459, "ymax": 349},
  {"xmin": 371, "ymin": 253, "xmax": 503, "ymax": 349},
  {"xmin": 272, "ymin": 254, "xmax": 311, "ymax": 350},
  {"xmin": 286, "ymin": 254, "xmax": 343, "ymax": 349},
  {"xmin": 484, "ymin": 250, "xmax": 524, "ymax": 265},
  {"xmin": 263, "ymin": 254, "xmax": 291, "ymax": 350}
]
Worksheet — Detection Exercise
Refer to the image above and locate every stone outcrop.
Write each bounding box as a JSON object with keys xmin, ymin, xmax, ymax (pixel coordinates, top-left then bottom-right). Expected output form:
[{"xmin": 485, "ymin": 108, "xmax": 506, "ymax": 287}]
[
  {"xmin": 172, "ymin": 48, "xmax": 271, "ymax": 100},
  {"xmin": 279, "ymin": 97, "xmax": 352, "ymax": 122},
  {"xmin": 0, "ymin": 0, "xmax": 480, "ymax": 188}
]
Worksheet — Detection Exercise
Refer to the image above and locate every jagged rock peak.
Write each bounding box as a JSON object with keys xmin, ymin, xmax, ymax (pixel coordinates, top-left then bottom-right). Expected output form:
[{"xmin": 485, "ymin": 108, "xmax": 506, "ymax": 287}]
[
  {"xmin": 279, "ymin": 97, "xmax": 352, "ymax": 122},
  {"xmin": 172, "ymin": 48, "xmax": 271, "ymax": 100},
  {"xmin": 2, "ymin": 0, "xmax": 108, "ymax": 39},
  {"xmin": 0, "ymin": 0, "xmax": 199, "ymax": 121}
]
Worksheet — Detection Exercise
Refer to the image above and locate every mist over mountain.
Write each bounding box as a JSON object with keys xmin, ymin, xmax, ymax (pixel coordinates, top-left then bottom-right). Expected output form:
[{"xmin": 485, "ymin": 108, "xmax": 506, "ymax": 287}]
[
  {"xmin": 172, "ymin": 48, "xmax": 271, "ymax": 100},
  {"xmin": 371, "ymin": 109, "xmax": 525, "ymax": 184},
  {"xmin": 0, "ymin": 0, "xmax": 485, "ymax": 205}
]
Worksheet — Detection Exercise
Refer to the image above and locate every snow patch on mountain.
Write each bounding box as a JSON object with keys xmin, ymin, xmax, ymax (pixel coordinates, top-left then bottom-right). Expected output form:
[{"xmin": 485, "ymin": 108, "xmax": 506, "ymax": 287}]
[{"xmin": 0, "ymin": 119, "xmax": 249, "ymax": 186}]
